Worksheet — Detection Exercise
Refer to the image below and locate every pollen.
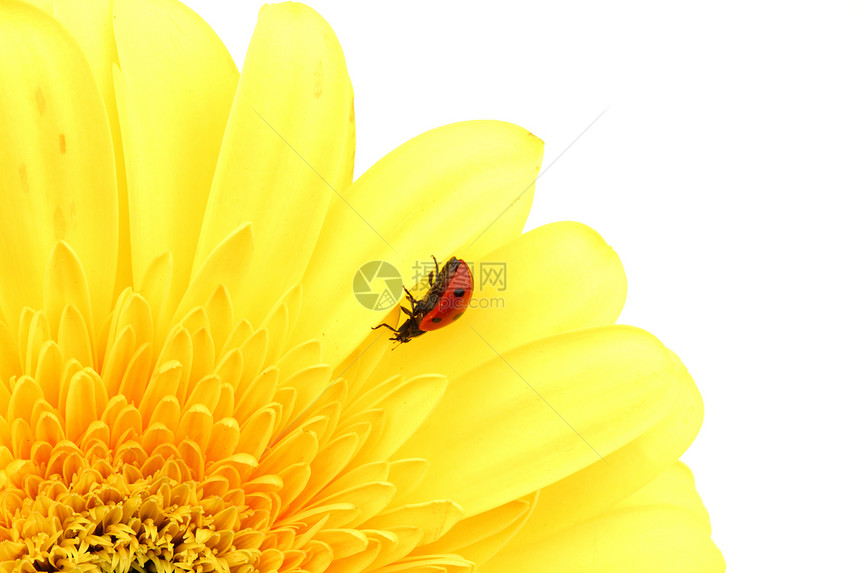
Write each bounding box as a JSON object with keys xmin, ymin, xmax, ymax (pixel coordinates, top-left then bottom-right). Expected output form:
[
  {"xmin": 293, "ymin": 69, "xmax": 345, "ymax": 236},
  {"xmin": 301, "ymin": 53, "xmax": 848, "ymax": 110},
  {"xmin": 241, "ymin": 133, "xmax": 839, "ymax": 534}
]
[{"xmin": 0, "ymin": 451, "xmax": 267, "ymax": 571}]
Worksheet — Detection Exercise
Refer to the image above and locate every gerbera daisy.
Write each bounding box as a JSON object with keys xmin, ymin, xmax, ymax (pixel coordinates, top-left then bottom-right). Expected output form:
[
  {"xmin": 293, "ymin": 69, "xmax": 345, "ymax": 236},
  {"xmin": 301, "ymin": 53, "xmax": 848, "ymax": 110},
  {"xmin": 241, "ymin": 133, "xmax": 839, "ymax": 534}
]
[{"xmin": 0, "ymin": 1, "xmax": 724, "ymax": 571}]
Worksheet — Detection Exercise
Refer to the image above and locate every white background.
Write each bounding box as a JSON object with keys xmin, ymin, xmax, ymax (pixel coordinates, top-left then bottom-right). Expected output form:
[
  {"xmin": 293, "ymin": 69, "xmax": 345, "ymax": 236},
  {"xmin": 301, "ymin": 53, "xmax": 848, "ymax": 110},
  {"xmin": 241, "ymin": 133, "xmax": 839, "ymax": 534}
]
[{"xmin": 184, "ymin": 1, "xmax": 860, "ymax": 570}]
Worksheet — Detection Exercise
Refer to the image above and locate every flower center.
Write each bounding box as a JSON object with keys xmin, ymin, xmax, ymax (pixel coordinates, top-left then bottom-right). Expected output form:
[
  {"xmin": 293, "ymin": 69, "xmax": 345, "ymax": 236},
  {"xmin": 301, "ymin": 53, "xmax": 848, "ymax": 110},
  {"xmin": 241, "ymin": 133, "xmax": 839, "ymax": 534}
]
[
  {"xmin": 0, "ymin": 440, "xmax": 269, "ymax": 571},
  {"xmin": 1, "ymin": 261, "xmax": 473, "ymax": 572}
]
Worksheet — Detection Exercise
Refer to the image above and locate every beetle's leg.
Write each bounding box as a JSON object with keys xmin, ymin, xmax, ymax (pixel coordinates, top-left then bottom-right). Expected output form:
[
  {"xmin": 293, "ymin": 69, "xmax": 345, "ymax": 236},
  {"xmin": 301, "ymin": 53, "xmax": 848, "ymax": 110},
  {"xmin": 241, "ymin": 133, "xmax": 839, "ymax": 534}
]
[
  {"xmin": 403, "ymin": 286, "xmax": 418, "ymax": 307},
  {"xmin": 400, "ymin": 305, "xmax": 414, "ymax": 318},
  {"xmin": 371, "ymin": 323, "xmax": 397, "ymax": 332},
  {"xmin": 430, "ymin": 255, "xmax": 440, "ymax": 285}
]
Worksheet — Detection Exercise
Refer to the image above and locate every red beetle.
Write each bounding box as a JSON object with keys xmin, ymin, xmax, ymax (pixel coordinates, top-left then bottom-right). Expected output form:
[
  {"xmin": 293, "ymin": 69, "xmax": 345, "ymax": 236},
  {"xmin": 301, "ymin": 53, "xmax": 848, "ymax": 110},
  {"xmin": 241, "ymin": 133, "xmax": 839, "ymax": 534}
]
[{"xmin": 372, "ymin": 256, "xmax": 474, "ymax": 344}]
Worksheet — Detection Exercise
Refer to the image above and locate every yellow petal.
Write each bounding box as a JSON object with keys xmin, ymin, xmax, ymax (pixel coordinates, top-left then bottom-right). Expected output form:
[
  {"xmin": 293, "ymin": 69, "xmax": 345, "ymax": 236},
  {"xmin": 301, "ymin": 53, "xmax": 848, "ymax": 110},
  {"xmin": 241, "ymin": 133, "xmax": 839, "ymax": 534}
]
[
  {"xmin": 52, "ymin": 0, "xmax": 132, "ymax": 289},
  {"xmin": 328, "ymin": 538, "xmax": 380, "ymax": 573},
  {"xmin": 350, "ymin": 374, "xmax": 447, "ymax": 466},
  {"xmin": 195, "ymin": 3, "xmax": 352, "ymax": 323},
  {"xmin": 173, "ymin": 223, "xmax": 254, "ymax": 323},
  {"xmin": 19, "ymin": 0, "xmax": 51, "ymax": 13},
  {"xmin": 291, "ymin": 120, "xmax": 544, "ymax": 365},
  {"xmin": 315, "ymin": 529, "xmax": 369, "ymax": 560},
  {"xmin": 154, "ymin": 326, "xmax": 192, "ymax": 401},
  {"xmin": 0, "ymin": 1, "xmax": 117, "ymax": 325},
  {"xmin": 23, "ymin": 311, "xmax": 51, "ymax": 379},
  {"xmin": 335, "ymin": 79, "xmax": 356, "ymax": 194},
  {"xmin": 139, "ymin": 251, "xmax": 173, "ymax": 333},
  {"xmin": 113, "ymin": 0, "xmax": 238, "ymax": 312},
  {"xmin": 457, "ymin": 147, "xmax": 536, "ymax": 258},
  {"xmin": 292, "ymin": 432, "xmax": 361, "ymax": 508},
  {"xmin": 57, "ymin": 304, "xmax": 94, "ymax": 369},
  {"xmin": 372, "ymin": 221, "xmax": 626, "ymax": 382},
  {"xmin": 364, "ymin": 500, "xmax": 465, "ymax": 545},
  {"xmin": 387, "ymin": 458, "xmax": 430, "ymax": 506},
  {"xmin": 260, "ymin": 301, "xmax": 290, "ymax": 364},
  {"xmin": 207, "ymin": 417, "xmax": 240, "ymax": 461},
  {"xmin": 188, "ymin": 328, "xmax": 216, "ymax": 389},
  {"xmin": 117, "ymin": 343, "xmax": 153, "ymax": 407},
  {"xmin": 418, "ymin": 492, "xmax": 538, "ymax": 566},
  {"xmin": 148, "ymin": 395, "xmax": 180, "ymax": 430},
  {"xmin": 332, "ymin": 328, "xmax": 391, "ymax": 398},
  {"xmin": 214, "ymin": 349, "xmax": 242, "ymax": 394},
  {"xmin": 396, "ymin": 326, "xmax": 686, "ymax": 516},
  {"xmin": 102, "ymin": 326, "xmax": 136, "ymax": 396},
  {"xmin": 234, "ymin": 367, "xmax": 279, "ymax": 422},
  {"xmin": 364, "ymin": 527, "xmax": 424, "ymax": 571},
  {"xmin": 139, "ymin": 361, "xmax": 182, "ymax": 425},
  {"xmin": 620, "ymin": 462, "xmax": 714, "ymax": 526},
  {"xmin": 52, "ymin": 1, "xmax": 116, "ymax": 115},
  {"xmin": 222, "ymin": 319, "xmax": 253, "ymax": 357},
  {"xmin": 51, "ymin": 0, "xmax": 116, "ymax": 117},
  {"xmin": 184, "ymin": 374, "xmax": 221, "ymax": 415},
  {"xmin": 11, "ymin": 418, "xmax": 34, "ymax": 459},
  {"xmin": 33, "ymin": 341, "xmax": 62, "ymax": 405},
  {"xmin": 322, "ymin": 460, "xmax": 389, "ymax": 499},
  {"xmin": 44, "ymin": 241, "xmax": 94, "ymax": 343},
  {"xmin": 204, "ymin": 284, "xmax": 234, "ymax": 354},
  {"xmin": 0, "ymin": 320, "xmax": 19, "ymax": 380},
  {"xmin": 513, "ymin": 350, "xmax": 703, "ymax": 533},
  {"xmin": 373, "ymin": 554, "xmax": 475, "ymax": 573},
  {"xmin": 109, "ymin": 289, "xmax": 154, "ymax": 354},
  {"xmin": 277, "ymin": 340, "xmax": 322, "ymax": 380},
  {"xmin": 236, "ymin": 328, "xmax": 269, "ymax": 394},
  {"xmin": 64, "ymin": 369, "xmax": 100, "ymax": 442},
  {"xmin": 8, "ymin": 377, "xmax": 43, "ymax": 424},
  {"xmin": 177, "ymin": 404, "xmax": 213, "ymax": 451},
  {"xmin": 449, "ymin": 500, "xmax": 535, "ymax": 566},
  {"xmin": 286, "ymin": 364, "xmax": 336, "ymax": 422},
  {"xmin": 482, "ymin": 463, "xmax": 725, "ymax": 573},
  {"xmin": 236, "ymin": 406, "xmax": 276, "ymax": 459},
  {"xmin": 314, "ymin": 481, "xmax": 397, "ymax": 528}
]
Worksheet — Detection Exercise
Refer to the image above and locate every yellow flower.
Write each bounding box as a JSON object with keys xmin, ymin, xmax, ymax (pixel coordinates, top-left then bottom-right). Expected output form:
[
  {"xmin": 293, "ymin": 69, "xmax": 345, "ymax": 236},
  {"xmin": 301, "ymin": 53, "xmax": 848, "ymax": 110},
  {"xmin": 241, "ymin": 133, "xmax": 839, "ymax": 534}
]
[{"xmin": 0, "ymin": 1, "xmax": 724, "ymax": 572}]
